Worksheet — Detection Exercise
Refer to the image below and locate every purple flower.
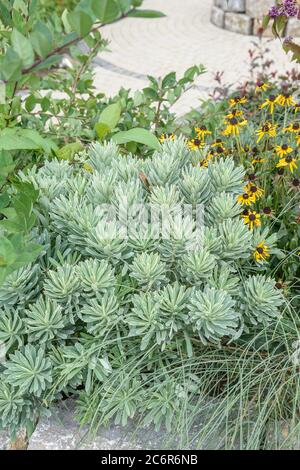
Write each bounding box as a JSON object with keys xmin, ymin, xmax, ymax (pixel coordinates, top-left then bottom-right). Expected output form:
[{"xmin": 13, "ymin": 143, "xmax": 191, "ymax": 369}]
[
  {"xmin": 268, "ymin": 5, "xmax": 281, "ymax": 17},
  {"xmin": 283, "ymin": 0, "xmax": 299, "ymax": 16},
  {"xmin": 269, "ymin": 0, "xmax": 299, "ymax": 18}
]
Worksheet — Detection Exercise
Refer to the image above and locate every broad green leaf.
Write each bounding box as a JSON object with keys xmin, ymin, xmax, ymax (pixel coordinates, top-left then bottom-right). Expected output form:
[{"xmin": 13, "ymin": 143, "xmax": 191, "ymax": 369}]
[
  {"xmin": 0, "ymin": 0, "xmax": 13, "ymax": 27},
  {"xmin": 11, "ymin": 28, "xmax": 34, "ymax": 67},
  {"xmin": 30, "ymin": 22, "xmax": 53, "ymax": 58},
  {"xmin": 0, "ymin": 238, "xmax": 16, "ymax": 267},
  {"xmin": 127, "ymin": 9, "xmax": 165, "ymax": 18},
  {"xmin": 0, "ymin": 47, "xmax": 22, "ymax": 82},
  {"xmin": 99, "ymin": 102, "xmax": 121, "ymax": 128},
  {"xmin": 56, "ymin": 141, "xmax": 84, "ymax": 161},
  {"xmin": 112, "ymin": 128, "xmax": 161, "ymax": 150},
  {"xmin": 0, "ymin": 128, "xmax": 57, "ymax": 152},
  {"xmin": 92, "ymin": 0, "xmax": 121, "ymax": 23},
  {"xmin": 68, "ymin": 10, "xmax": 93, "ymax": 37},
  {"xmin": 94, "ymin": 122, "xmax": 111, "ymax": 140}
]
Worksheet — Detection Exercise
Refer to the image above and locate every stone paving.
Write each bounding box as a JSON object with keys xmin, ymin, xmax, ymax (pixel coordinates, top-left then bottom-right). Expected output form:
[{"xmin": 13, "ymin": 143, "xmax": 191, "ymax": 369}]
[{"xmin": 93, "ymin": 0, "xmax": 298, "ymax": 115}]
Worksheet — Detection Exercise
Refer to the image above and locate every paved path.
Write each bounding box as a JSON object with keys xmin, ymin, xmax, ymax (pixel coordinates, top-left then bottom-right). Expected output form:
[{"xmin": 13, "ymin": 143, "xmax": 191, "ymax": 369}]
[{"xmin": 93, "ymin": 0, "xmax": 298, "ymax": 114}]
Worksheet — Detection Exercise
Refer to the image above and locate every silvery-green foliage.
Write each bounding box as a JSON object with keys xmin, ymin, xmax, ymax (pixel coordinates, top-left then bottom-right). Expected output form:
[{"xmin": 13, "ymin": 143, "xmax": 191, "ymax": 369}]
[
  {"xmin": 180, "ymin": 166, "xmax": 211, "ymax": 206},
  {"xmin": 149, "ymin": 185, "xmax": 182, "ymax": 214},
  {"xmin": 126, "ymin": 292, "xmax": 161, "ymax": 349},
  {"xmin": 202, "ymin": 226, "xmax": 223, "ymax": 254},
  {"xmin": 187, "ymin": 286, "xmax": 240, "ymax": 345},
  {"xmin": 50, "ymin": 194, "xmax": 98, "ymax": 251},
  {"xmin": 0, "ymin": 264, "xmax": 40, "ymax": 308},
  {"xmin": 88, "ymin": 142, "xmax": 119, "ymax": 173},
  {"xmin": 145, "ymin": 139, "xmax": 188, "ymax": 186},
  {"xmin": 3, "ymin": 345, "xmax": 52, "ymax": 397},
  {"xmin": 158, "ymin": 218, "xmax": 199, "ymax": 264},
  {"xmin": 180, "ymin": 249, "xmax": 216, "ymax": 285},
  {"xmin": 207, "ymin": 264, "xmax": 240, "ymax": 295},
  {"xmin": 208, "ymin": 158, "xmax": 244, "ymax": 194},
  {"xmin": 241, "ymin": 275, "xmax": 285, "ymax": 325},
  {"xmin": 80, "ymin": 294, "xmax": 121, "ymax": 335},
  {"xmin": 129, "ymin": 252, "xmax": 168, "ymax": 290},
  {"xmin": 25, "ymin": 297, "xmax": 68, "ymax": 343},
  {"xmin": 43, "ymin": 263, "xmax": 81, "ymax": 308},
  {"xmin": 111, "ymin": 153, "xmax": 142, "ymax": 182},
  {"xmin": 0, "ymin": 140, "xmax": 286, "ymax": 435},
  {"xmin": 0, "ymin": 308, "xmax": 23, "ymax": 351},
  {"xmin": 86, "ymin": 170, "xmax": 117, "ymax": 204},
  {"xmin": 0, "ymin": 382, "xmax": 36, "ymax": 433},
  {"xmin": 76, "ymin": 259, "xmax": 115, "ymax": 298},
  {"xmin": 127, "ymin": 283, "xmax": 189, "ymax": 350},
  {"xmin": 206, "ymin": 192, "xmax": 241, "ymax": 225},
  {"xmin": 218, "ymin": 219, "xmax": 253, "ymax": 260},
  {"xmin": 85, "ymin": 222, "xmax": 130, "ymax": 264}
]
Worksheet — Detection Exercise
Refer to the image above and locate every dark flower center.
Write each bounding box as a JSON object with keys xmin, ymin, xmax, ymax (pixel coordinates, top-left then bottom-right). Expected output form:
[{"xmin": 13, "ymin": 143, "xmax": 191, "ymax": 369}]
[
  {"xmin": 249, "ymin": 214, "xmax": 256, "ymax": 221},
  {"xmin": 229, "ymin": 118, "xmax": 238, "ymax": 125},
  {"xmin": 243, "ymin": 209, "xmax": 249, "ymax": 216},
  {"xmin": 285, "ymin": 156, "xmax": 293, "ymax": 163},
  {"xmin": 262, "ymin": 124, "xmax": 270, "ymax": 132},
  {"xmin": 275, "ymin": 282, "xmax": 283, "ymax": 289},
  {"xmin": 263, "ymin": 207, "xmax": 271, "ymax": 214},
  {"xmin": 243, "ymin": 193, "xmax": 249, "ymax": 199},
  {"xmin": 292, "ymin": 178, "xmax": 300, "ymax": 187},
  {"xmin": 216, "ymin": 146, "xmax": 224, "ymax": 154},
  {"xmin": 248, "ymin": 173, "xmax": 256, "ymax": 181},
  {"xmin": 282, "ymin": 144, "xmax": 288, "ymax": 150},
  {"xmin": 200, "ymin": 125, "xmax": 207, "ymax": 131},
  {"xmin": 194, "ymin": 139, "xmax": 201, "ymax": 146},
  {"xmin": 250, "ymin": 186, "xmax": 257, "ymax": 193},
  {"xmin": 256, "ymin": 247, "xmax": 264, "ymax": 254},
  {"xmin": 292, "ymin": 123, "xmax": 300, "ymax": 130},
  {"xmin": 277, "ymin": 167, "xmax": 285, "ymax": 175},
  {"xmin": 269, "ymin": 95, "xmax": 276, "ymax": 102}
]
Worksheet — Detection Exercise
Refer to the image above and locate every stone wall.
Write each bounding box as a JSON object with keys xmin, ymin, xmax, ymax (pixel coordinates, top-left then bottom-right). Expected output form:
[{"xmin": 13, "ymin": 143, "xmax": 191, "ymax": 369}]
[{"xmin": 211, "ymin": 0, "xmax": 299, "ymax": 36}]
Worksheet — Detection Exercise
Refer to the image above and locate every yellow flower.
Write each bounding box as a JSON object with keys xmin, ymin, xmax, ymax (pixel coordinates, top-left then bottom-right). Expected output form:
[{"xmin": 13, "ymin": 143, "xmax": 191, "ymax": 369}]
[
  {"xmin": 83, "ymin": 163, "xmax": 93, "ymax": 173},
  {"xmin": 252, "ymin": 157, "xmax": 266, "ymax": 164},
  {"xmin": 255, "ymin": 81, "xmax": 269, "ymax": 93},
  {"xmin": 229, "ymin": 96, "xmax": 247, "ymax": 107},
  {"xmin": 159, "ymin": 133, "xmax": 175, "ymax": 143},
  {"xmin": 260, "ymin": 95, "xmax": 280, "ymax": 115},
  {"xmin": 211, "ymin": 139, "xmax": 225, "ymax": 148},
  {"xmin": 226, "ymin": 109, "xmax": 243, "ymax": 119},
  {"xmin": 276, "ymin": 156, "xmax": 298, "ymax": 173},
  {"xmin": 244, "ymin": 182, "xmax": 264, "ymax": 201},
  {"xmin": 278, "ymin": 93, "xmax": 296, "ymax": 107},
  {"xmin": 187, "ymin": 137, "xmax": 205, "ymax": 151},
  {"xmin": 275, "ymin": 144, "xmax": 293, "ymax": 159},
  {"xmin": 256, "ymin": 122, "xmax": 277, "ymax": 143},
  {"xmin": 237, "ymin": 192, "xmax": 255, "ymax": 206},
  {"xmin": 294, "ymin": 103, "xmax": 300, "ymax": 113},
  {"xmin": 198, "ymin": 156, "xmax": 212, "ymax": 168},
  {"xmin": 222, "ymin": 117, "xmax": 248, "ymax": 136},
  {"xmin": 283, "ymin": 122, "xmax": 300, "ymax": 133},
  {"xmin": 242, "ymin": 210, "xmax": 261, "ymax": 230},
  {"xmin": 253, "ymin": 241, "xmax": 270, "ymax": 263},
  {"xmin": 195, "ymin": 125, "xmax": 212, "ymax": 141}
]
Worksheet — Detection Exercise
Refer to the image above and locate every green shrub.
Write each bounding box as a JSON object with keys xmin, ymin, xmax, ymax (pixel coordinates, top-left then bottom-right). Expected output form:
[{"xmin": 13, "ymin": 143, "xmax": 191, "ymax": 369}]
[{"xmin": 0, "ymin": 139, "xmax": 288, "ymax": 443}]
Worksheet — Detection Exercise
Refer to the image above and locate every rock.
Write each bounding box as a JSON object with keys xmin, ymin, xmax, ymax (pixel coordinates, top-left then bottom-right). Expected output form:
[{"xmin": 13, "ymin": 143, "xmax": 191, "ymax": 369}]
[
  {"xmin": 211, "ymin": 6, "xmax": 225, "ymax": 29},
  {"xmin": 215, "ymin": 0, "xmax": 246, "ymax": 12},
  {"xmin": 266, "ymin": 420, "xmax": 300, "ymax": 450},
  {"xmin": 286, "ymin": 18, "xmax": 300, "ymax": 38},
  {"xmin": 246, "ymin": 0, "xmax": 274, "ymax": 19},
  {"xmin": 253, "ymin": 18, "xmax": 274, "ymax": 37},
  {"xmin": 224, "ymin": 12, "xmax": 253, "ymax": 35}
]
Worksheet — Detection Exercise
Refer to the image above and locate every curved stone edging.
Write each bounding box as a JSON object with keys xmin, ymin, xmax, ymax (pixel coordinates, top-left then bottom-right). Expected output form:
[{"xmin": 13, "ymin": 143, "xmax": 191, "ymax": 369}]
[{"xmin": 211, "ymin": 0, "xmax": 299, "ymax": 36}]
